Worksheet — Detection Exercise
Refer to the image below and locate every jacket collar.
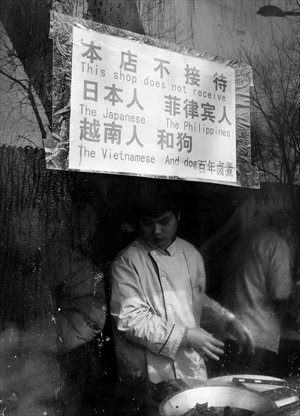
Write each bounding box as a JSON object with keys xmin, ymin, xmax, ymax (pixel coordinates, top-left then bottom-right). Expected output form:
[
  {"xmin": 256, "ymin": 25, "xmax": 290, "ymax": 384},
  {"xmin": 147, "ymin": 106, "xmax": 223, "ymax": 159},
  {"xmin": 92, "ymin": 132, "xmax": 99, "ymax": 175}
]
[{"xmin": 141, "ymin": 237, "xmax": 178, "ymax": 256}]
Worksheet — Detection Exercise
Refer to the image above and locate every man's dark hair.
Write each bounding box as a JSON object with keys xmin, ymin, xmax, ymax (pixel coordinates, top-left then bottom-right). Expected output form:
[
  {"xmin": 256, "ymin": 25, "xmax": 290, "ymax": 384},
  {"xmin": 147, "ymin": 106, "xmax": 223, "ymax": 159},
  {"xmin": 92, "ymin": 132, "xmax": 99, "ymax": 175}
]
[{"xmin": 135, "ymin": 192, "xmax": 180, "ymax": 219}]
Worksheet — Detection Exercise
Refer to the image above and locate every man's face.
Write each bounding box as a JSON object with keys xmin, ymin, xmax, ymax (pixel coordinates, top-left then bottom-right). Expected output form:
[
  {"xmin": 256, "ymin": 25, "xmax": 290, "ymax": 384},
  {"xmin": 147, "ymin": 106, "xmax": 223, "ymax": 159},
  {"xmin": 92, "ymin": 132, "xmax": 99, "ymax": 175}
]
[{"xmin": 139, "ymin": 210, "xmax": 179, "ymax": 250}]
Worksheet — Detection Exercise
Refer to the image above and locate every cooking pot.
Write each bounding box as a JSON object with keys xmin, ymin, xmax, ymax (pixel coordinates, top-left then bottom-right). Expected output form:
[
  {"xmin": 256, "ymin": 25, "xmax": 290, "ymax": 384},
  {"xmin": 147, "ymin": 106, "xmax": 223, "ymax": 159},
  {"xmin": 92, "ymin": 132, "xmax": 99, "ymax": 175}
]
[
  {"xmin": 205, "ymin": 374, "xmax": 299, "ymax": 407},
  {"xmin": 205, "ymin": 374, "xmax": 286, "ymax": 392},
  {"xmin": 159, "ymin": 385, "xmax": 277, "ymax": 416}
]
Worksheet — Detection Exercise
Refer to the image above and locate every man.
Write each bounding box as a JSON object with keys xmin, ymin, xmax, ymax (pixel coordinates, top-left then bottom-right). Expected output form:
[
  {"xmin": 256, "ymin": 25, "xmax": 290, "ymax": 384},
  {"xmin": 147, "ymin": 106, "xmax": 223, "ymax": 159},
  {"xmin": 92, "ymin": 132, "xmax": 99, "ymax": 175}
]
[
  {"xmin": 110, "ymin": 194, "xmax": 253, "ymax": 391},
  {"xmin": 221, "ymin": 210, "xmax": 293, "ymax": 375},
  {"xmin": 0, "ymin": 204, "xmax": 107, "ymax": 416}
]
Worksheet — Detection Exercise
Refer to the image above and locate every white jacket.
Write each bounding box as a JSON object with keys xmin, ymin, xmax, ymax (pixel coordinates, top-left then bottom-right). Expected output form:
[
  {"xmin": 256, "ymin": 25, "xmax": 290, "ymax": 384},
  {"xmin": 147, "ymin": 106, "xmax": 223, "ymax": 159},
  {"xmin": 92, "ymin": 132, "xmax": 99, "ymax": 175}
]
[{"xmin": 110, "ymin": 236, "xmax": 232, "ymax": 383}]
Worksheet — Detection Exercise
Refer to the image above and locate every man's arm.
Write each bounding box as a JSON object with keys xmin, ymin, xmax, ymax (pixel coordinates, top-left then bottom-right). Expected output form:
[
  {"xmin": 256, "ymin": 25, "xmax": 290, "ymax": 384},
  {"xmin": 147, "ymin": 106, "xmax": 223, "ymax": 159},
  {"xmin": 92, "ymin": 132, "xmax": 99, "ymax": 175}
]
[
  {"xmin": 4, "ymin": 258, "xmax": 107, "ymax": 354},
  {"xmin": 269, "ymin": 236, "xmax": 292, "ymax": 300},
  {"xmin": 110, "ymin": 255, "xmax": 186, "ymax": 360},
  {"xmin": 54, "ymin": 259, "xmax": 107, "ymax": 352},
  {"xmin": 265, "ymin": 234, "xmax": 292, "ymax": 324},
  {"xmin": 201, "ymin": 293, "xmax": 254, "ymax": 354}
]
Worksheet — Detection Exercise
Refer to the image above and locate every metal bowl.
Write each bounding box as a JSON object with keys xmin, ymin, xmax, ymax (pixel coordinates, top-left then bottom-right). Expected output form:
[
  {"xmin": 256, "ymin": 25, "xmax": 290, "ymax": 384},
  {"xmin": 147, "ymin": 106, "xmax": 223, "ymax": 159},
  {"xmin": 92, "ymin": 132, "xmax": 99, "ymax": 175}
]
[
  {"xmin": 205, "ymin": 374, "xmax": 286, "ymax": 392},
  {"xmin": 159, "ymin": 385, "xmax": 277, "ymax": 416},
  {"xmin": 205, "ymin": 374, "xmax": 299, "ymax": 408}
]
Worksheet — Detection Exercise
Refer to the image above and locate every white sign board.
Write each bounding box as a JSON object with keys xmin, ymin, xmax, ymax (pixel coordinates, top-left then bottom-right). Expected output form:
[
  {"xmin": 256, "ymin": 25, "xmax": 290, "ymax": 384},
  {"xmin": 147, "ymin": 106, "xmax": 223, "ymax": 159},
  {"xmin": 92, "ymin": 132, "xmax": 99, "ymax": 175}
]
[{"xmin": 69, "ymin": 26, "xmax": 236, "ymax": 182}]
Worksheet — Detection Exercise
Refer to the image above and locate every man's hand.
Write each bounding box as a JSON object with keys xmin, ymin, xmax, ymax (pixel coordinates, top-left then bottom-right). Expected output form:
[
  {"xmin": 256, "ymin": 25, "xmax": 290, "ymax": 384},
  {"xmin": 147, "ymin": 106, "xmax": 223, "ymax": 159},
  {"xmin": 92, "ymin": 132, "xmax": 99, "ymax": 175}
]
[
  {"xmin": 226, "ymin": 317, "xmax": 254, "ymax": 354},
  {"xmin": 185, "ymin": 327, "xmax": 224, "ymax": 361}
]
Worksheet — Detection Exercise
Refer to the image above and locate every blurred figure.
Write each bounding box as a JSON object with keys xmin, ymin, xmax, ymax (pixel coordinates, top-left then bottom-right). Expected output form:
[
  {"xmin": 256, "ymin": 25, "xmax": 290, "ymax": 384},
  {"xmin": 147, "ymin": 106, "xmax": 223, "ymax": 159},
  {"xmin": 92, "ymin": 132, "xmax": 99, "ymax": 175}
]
[
  {"xmin": 0, "ymin": 203, "xmax": 107, "ymax": 416},
  {"xmin": 220, "ymin": 208, "xmax": 293, "ymax": 375}
]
